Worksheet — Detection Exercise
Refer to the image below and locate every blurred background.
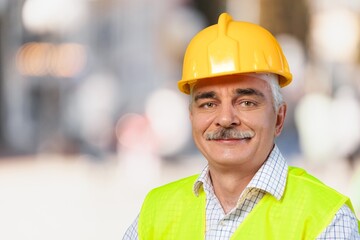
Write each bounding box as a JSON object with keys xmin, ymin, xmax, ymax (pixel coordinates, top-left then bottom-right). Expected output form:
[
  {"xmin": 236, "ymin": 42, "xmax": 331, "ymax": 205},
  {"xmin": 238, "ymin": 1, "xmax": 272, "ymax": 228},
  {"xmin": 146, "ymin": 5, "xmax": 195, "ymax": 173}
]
[{"xmin": 0, "ymin": 0, "xmax": 360, "ymax": 239}]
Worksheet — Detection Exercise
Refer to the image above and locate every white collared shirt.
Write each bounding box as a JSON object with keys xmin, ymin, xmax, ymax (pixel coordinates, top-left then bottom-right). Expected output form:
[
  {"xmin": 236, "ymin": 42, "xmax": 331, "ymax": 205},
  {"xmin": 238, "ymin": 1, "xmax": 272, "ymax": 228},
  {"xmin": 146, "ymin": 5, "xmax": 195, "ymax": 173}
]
[
  {"xmin": 194, "ymin": 145, "xmax": 287, "ymax": 239},
  {"xmin": 123, "ymin": 145, "xmax": 360, "ymax": 239}
]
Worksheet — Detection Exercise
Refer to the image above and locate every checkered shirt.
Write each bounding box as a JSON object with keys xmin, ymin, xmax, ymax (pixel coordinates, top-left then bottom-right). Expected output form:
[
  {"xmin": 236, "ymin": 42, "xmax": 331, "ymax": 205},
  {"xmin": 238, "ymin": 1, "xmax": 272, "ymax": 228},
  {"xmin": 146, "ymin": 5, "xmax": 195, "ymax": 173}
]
[{"xmin": 123, "ymin": 145, "xmax": 360, "ymax": 239}]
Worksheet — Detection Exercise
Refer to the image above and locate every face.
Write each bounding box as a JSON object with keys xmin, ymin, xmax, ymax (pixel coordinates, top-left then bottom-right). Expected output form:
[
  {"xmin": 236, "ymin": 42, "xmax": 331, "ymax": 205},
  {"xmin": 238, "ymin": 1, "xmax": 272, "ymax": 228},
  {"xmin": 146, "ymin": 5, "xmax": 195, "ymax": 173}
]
[{"xmin": 189, "ymin": 75, "xmax": 286, "ymax": 171}]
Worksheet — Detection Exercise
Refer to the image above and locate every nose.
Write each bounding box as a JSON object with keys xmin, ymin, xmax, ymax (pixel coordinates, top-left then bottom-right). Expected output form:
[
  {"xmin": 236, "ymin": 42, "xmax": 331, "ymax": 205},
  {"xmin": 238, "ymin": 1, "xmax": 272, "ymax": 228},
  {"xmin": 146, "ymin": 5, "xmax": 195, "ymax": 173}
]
[{"xmin": 215, "ymin": 103, "xmax": 240, "ymax": 128}]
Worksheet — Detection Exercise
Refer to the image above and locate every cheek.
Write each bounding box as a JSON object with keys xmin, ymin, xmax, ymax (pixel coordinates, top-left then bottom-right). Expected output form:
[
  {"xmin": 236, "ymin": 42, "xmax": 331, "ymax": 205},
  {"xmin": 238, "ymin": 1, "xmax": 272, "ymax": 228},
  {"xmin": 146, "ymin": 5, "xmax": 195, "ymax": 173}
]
[
  {"xmin": 244, "ymin": 111, "xmax": 277, "ymax": 133},
  {"xmin": 258, "ymin": 112, "xmax": 278, "ymax": 136},
  {"xmin": 192, "ymin": 116, "xmax": 210, "ymax": 135},
  {"xmin": 190, "ymin": 110, "xmax": 214, "ymax": 132}
]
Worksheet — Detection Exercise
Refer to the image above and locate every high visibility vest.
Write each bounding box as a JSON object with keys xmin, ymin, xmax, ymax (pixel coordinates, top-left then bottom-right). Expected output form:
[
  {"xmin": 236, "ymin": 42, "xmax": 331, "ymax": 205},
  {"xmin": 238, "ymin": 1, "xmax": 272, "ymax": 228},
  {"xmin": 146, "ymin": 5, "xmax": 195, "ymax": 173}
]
[{"xmin": 138, "ymin": 167, "xmax": 359, "ymax": 239}]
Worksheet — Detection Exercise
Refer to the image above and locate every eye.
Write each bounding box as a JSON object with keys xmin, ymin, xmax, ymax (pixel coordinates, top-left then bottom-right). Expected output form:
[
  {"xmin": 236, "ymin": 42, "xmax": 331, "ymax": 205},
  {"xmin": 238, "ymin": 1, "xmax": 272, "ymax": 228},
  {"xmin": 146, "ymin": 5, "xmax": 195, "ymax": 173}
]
[
  {"xmin": 200, "ymin": 102, "xmax": 217, "ymax": 109},
  {"xmin": 240, "ymin": 101, "xmax": 256, "ymax": 107}
]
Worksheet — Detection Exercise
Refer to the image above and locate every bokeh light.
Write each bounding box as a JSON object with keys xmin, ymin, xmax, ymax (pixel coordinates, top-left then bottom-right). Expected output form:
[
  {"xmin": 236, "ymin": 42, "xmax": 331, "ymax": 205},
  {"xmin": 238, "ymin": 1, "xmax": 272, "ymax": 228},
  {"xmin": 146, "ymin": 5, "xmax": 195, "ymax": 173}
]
[
  {"xmin": 1, "ymin": 1, "xmax": 360, "ymax": 239},
  {"xmin": 310, "ymin": 8, "xmax": 360, "ymax": 62},
  {"xmin": 145, "ymin": 89, "xmax": 191, "ymax": 157},
  {"xmin": 16, "ymin": 42, "xmax": 87, "ymax": 78},
  {"xmin": 22, "ymin": 0, "xmax": 87, "ymax": 34}
]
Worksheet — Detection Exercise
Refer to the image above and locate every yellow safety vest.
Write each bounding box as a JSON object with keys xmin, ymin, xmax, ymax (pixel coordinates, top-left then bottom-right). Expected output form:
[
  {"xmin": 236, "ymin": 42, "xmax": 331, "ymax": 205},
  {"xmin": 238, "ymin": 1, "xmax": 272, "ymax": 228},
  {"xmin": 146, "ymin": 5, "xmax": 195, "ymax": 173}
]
[{"xmin": 138, "ymin": 167, "xmax": 359, "ymax": 239}]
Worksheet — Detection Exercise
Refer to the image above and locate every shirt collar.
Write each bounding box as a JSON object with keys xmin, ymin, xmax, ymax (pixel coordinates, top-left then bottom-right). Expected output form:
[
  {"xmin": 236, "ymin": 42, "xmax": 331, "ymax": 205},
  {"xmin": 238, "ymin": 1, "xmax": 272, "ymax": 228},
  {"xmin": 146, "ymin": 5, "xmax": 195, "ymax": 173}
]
[{"xmin": 193, "ymin": 145, "xmax": 288, "ymax": 201}]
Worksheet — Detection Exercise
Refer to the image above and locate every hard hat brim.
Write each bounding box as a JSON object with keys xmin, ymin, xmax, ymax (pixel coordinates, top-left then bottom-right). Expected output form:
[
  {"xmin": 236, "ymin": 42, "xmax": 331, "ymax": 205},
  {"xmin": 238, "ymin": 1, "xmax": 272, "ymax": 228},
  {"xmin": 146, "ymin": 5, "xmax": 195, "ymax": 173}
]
[{"xmin": 178, "ymin": 71, "xmax": 292, "ymax": 95}]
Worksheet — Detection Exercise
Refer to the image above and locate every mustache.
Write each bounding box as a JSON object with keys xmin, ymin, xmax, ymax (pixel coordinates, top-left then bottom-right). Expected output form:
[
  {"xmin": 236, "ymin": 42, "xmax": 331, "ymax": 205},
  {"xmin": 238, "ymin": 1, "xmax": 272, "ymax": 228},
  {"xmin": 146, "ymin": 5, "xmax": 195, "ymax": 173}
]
[{"xmin": 205, "ymin": 128, "xmax": 255, "ymax": 140}]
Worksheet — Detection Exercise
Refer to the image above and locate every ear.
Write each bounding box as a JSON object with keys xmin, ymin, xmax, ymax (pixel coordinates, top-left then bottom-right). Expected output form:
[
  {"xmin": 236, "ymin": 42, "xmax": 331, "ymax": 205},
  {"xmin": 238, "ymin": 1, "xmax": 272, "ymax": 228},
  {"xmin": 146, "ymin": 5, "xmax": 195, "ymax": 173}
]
[{"xmin": 275, "ymin": 103, "xmax": 287, "ymax": 137}]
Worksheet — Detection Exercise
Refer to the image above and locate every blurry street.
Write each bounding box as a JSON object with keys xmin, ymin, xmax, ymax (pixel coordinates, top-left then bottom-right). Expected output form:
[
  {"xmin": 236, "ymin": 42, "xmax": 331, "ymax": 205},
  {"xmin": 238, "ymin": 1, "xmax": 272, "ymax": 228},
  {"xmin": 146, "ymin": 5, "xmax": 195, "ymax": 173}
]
[
  {"xmin": 0, "ymin": 151, "xmax": 359, "ymax": 240},
  {"xmin": 1, "ymin": 0, "xmax": 360, "ymax": 239},
  {"xmin": 0, "ymin": 154, "xmax": 205, "ymax": 240}
]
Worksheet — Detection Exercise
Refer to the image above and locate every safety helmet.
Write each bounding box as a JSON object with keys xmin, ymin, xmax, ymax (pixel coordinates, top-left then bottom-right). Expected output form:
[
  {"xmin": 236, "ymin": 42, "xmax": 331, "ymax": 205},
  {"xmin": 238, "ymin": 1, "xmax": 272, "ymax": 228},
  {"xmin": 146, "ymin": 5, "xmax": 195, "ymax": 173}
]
[{"xmin": 178, "ymin": 13, "xmax": 292, "ymax": 94}]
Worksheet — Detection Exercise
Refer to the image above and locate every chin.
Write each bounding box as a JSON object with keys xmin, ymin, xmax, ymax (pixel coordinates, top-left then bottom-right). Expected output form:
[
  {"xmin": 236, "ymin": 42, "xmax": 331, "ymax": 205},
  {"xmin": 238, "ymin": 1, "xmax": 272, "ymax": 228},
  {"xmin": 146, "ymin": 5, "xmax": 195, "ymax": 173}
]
[{"xmin": 205, "ymin": 148, "xmax": 254, "ymax": 166}]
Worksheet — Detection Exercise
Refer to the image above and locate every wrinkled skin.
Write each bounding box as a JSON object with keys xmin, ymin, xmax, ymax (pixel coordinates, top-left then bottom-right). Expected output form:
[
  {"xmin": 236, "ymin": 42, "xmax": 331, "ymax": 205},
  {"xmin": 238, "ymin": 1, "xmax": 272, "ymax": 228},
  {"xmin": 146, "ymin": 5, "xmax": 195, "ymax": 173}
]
[{"xmin": 190, "ymin": 75, "xmax": 287, "ymax": 174}]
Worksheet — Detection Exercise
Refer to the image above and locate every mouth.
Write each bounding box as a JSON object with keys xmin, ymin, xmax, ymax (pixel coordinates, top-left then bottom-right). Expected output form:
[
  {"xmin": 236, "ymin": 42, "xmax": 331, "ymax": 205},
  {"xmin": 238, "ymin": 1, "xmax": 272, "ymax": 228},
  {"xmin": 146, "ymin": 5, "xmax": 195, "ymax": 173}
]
[{"xmin": 212, "ymin": 137, "xmax": 252, "ymax": 142}]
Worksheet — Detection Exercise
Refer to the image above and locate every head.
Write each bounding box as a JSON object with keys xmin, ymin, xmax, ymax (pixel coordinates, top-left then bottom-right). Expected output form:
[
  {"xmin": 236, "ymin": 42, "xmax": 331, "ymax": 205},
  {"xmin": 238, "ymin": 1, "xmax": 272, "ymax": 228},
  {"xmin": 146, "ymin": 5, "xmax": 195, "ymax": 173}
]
[
  {"xmin": 188, "ymin": 74, "xmax": 287, "ymax": 170},
  {"xmin": 177, "ymin": 13, "xmax": 292, "ymax": 170}
]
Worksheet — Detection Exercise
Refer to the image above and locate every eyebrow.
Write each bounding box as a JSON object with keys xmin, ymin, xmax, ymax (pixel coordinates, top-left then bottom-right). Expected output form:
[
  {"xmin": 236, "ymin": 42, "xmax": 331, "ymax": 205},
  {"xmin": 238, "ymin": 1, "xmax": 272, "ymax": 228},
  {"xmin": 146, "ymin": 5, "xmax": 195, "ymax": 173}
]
[
  {"xmin": 193, "ymin": 88, "xmax": 265, "ymax": 102},
  {"xmin": 194, "ymin": 91, "xmax": 216, "ymax": 102},
  {"xmin": 235, "ymin": 88, "xmax": 265, "ymax": 98}
]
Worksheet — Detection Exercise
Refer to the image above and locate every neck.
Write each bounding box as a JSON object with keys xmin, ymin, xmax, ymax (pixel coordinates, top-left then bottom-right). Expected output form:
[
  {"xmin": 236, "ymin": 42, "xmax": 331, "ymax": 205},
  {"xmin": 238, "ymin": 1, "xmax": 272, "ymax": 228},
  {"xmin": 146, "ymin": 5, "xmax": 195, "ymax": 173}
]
[{"xmin": 208, "ymin": 165, "xmax": 259, "ymax": 214}]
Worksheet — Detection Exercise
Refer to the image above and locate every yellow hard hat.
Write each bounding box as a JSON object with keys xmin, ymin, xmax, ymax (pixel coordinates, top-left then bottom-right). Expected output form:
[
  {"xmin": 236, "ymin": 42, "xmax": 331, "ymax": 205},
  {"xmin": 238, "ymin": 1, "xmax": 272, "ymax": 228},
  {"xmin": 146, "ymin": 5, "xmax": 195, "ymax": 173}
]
[{"xmin": 178, "ymin": 13, "xmax": 292, "ymax": 94}]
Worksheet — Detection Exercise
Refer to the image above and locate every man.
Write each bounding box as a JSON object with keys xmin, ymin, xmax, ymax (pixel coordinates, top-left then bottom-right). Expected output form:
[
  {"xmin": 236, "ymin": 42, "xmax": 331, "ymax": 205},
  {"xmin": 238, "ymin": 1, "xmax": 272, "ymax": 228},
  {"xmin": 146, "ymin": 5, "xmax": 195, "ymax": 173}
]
[{"xmin": 123, "ymin": 13, "xmax": 360, "ymax": 239}]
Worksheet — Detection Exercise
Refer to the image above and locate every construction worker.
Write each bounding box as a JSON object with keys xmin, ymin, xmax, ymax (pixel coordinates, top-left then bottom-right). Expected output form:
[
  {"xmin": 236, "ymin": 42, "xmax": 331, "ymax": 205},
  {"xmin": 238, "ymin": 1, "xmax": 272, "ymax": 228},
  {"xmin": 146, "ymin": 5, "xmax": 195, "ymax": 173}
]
[{"xmin": 123, "ymin": 13, "xmax": 360, "ymax": 239}]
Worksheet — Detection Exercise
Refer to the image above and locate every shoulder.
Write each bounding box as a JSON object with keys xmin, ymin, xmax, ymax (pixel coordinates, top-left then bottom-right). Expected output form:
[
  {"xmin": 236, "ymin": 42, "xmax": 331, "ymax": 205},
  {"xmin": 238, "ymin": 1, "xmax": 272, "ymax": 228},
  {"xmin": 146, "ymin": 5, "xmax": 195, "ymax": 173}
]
[
  {"xmin": 288, "ymin": 166, "xmax": 345, "ymax": 195},
  {"xmin": 139, "ymin": 174, "xmax": 202, "ymax": 222},
  {"xmin": 281, "ymin": 167, "xmax": 358, "ymax": 238},
  {"xmin": 145, "ymin": 174, "xmax": 199, "ymax": 201},
  {"xmin": 287, "ymin": 166, "xmax": 350, "ymax": 210},
  {"xmin": 319, "ymin": 204, "xmax": 360, "ymax": 239},
  {"xmin": 150, "ymin": 174, "xmax": 199, "ymax": 193}
]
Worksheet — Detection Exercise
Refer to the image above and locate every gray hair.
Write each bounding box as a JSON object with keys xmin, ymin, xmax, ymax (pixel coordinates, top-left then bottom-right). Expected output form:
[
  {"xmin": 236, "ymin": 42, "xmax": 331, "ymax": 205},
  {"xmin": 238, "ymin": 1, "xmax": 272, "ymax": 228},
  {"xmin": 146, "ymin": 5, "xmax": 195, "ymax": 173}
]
[{"xmin": 267, "ymin": 75, "xmax": 283, "ymax": 112}]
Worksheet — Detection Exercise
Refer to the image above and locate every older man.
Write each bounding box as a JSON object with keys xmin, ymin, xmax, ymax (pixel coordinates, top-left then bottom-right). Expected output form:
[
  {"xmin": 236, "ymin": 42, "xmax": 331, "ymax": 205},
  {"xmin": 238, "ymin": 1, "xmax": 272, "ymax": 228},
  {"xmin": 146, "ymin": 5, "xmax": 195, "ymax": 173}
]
[{"xmin": 123, "ymin": 13, "xmax": 360, "ymax": 239}]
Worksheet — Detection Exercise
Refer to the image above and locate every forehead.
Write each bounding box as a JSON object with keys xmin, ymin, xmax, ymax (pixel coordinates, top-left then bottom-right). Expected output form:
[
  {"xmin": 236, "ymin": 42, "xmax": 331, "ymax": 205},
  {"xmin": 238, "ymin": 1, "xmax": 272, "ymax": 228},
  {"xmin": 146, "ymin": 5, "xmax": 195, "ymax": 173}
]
[{"xmin": 191, "ymin": 75, "xmax": 271, "ymax": 94}]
